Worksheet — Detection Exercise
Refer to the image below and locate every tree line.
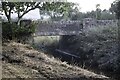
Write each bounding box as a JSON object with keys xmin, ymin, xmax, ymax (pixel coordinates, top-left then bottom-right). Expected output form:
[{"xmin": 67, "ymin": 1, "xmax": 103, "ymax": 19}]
[{"xmin": 1, "ymin": 1, "xmax": 119, "ymax": 22}]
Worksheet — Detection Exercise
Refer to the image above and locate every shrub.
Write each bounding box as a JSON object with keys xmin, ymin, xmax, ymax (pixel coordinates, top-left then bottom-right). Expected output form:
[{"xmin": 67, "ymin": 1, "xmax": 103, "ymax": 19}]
[
  {"xmin": 13, "ymin": 22, "xmax": 36, "ymax": 37},
  {"xmin": 2, "ymin": 22, "xmax": 13, "ymax": 40},
  {"xmin": 2, "ymin": 21, "xmax": 36, "ymax": 41}
]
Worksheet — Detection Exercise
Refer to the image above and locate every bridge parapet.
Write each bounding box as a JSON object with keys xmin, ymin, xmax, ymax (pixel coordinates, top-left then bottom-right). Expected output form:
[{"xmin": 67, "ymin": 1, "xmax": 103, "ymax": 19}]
[
  {"xmin": 34, "ymin": 20, "xmax": 117, "ymax": 36},
  {"xmin": 35, "ymin": 20, "xmax": 83, "ymax": 36}
]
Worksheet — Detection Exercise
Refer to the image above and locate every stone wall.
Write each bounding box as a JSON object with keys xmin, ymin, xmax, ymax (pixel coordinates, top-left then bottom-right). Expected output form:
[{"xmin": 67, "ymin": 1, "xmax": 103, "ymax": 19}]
[
  {"xmin": 82, "ymin": 19, "xmax": 117, "ymax": 28},
  {"xmin": 34, "ymin": 19, "xmax": 117, "ymax": 36},
  {"xmin": 35, "ymin": 21, "xmax": 83, "ymax": 36}
]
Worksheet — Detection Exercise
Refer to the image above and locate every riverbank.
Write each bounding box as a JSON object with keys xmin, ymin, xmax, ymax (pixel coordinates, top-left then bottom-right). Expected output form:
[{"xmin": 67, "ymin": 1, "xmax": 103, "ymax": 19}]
[{"xmin": 2, "ymin": 41, "xmax": 111, "ymax": 80}]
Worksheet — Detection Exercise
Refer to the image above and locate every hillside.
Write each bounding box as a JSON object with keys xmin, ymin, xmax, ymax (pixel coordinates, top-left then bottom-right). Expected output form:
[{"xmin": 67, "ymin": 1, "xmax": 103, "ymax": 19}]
[{"xmin": 2, "ymin": 41, "xmax": 111, "ymax": 80}]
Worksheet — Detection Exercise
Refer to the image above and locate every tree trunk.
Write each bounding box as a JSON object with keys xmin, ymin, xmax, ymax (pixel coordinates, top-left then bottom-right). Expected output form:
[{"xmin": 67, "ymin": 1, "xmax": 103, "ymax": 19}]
[
  {"xmin": 7, "ymin": 16, "xmax": 11, "ymax": 24},
  {"xmin": 17, "ymin": 18, "xmax": 21, "ymax": 26},
  {"xmin": 17, "ymin": 10, "xmax": 21, "ymax": 26}
]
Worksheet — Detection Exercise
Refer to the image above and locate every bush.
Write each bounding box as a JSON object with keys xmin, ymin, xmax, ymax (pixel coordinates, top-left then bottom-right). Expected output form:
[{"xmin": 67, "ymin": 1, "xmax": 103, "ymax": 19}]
[
  {"xmin": 2, "ymin": 21, "xmax": 36, "ymax": 41},
  {"xmin": 13, "ymin": 22, "xmax": 36, "ymax": 37},
  {"xmin": 2, "ymin": 22, "xmax": 13, "ymax": 40}
]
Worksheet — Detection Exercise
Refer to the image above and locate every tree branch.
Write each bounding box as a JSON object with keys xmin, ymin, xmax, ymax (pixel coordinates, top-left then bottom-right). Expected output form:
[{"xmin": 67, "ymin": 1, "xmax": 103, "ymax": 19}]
[{"xmin": 19, "ymin": 2, "xmax": 41, "ymax": 19}]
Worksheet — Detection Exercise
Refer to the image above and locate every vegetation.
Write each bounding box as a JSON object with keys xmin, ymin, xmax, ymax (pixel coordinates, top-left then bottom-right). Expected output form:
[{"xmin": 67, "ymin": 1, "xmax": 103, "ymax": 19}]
[
  {"xmin": 50, "ymin": 3, "xmax": 116, "ymax": 21},
  {"xmin": 2, "ymin": 22, "xmax": 36, "ymax": 41},
  {"xmin": 2, "ymin": 1, "xmax": 75, "ymax": 41},
  {"xmin": 2, "ymin": 1, "xmax": 76, "ymax": 24},
  {"xmin": 2, "ymin": 42, "xmax": 110, "ymax": 79},
  {"xmin": 1, "ymin": 0, "xmax": 120, "ymax": 79},
  {"xmin": 109, "ymin": 0, "xmax": 120, "ymax": 19}
]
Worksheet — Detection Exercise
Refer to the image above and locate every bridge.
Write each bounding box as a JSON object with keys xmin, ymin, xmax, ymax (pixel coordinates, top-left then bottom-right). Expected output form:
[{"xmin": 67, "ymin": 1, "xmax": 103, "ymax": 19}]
[
  {"xmin": 35, "ymin": 20, "xmax": 83, "ymax": 36},
  {"xmin": 30, "ymin": 19, "xmax": 117, "ymax": 64},
  {"xmin": 34, "ymin": 19, "xmax": 117, "ymax": 36}
]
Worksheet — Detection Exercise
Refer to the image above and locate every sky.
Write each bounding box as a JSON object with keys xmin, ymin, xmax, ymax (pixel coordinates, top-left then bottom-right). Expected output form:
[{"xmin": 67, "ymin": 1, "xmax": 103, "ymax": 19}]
[
  {"xmin": 2, "ymin": 0, "xmax": 115, "ymax": 20},
  {"xmin": 68, "ymin": 0, "xmax": 115, "ymax": 12}
]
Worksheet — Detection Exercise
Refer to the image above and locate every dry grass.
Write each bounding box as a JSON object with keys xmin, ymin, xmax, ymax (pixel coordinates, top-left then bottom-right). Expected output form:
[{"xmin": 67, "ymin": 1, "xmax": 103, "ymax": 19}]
[
  {"xmin": 33, "ymin": 36, "xmax": 60, "ymax": 46},
  {"xmin": 2, "ymin": 41, "xmax": 111, "ymax": 79}
]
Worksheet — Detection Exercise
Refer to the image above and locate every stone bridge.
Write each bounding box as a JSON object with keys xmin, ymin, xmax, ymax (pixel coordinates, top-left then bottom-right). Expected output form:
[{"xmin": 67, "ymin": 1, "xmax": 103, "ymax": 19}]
[
  {"xmin": 31, "ymin": 19, "xmax": 118, "ymax": 63},
  {"xmin": 35, "ymin": 20, "xmax": 83, "ymax": 36},
  {"xmin": 34, "ymin": 19, "xmax": 117, "ymax": 36}
]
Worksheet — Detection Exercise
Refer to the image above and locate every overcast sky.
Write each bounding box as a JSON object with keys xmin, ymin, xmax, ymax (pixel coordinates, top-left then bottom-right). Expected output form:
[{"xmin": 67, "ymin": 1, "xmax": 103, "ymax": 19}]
[
  {"xmin": 68, "ymin": 0, "xmax": 115, "ymax": 12},
  {"xmin": 2, "ymin": 0, "xmax": 115, "ymax": 20}
]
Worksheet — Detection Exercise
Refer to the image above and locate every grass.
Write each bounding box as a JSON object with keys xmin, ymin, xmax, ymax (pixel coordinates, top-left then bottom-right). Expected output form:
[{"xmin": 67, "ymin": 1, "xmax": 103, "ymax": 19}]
[
  {"xmin": 33, "ymin": 36, "xmax": 60, "ymax": 46},
  {"xmin": 85, "ymin": 25, "xmax": 118, "ymax": 37},
  {"xmin": 2, "ymin": 41, "xmax": 110, "ymax": 79},
  {"xmin": 1, "ymin": 22, "xmax": 118, "ymax": 79},
  {"xmin": 32, "ymin": 36, "xmax": 60, "ymax": 53}
]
